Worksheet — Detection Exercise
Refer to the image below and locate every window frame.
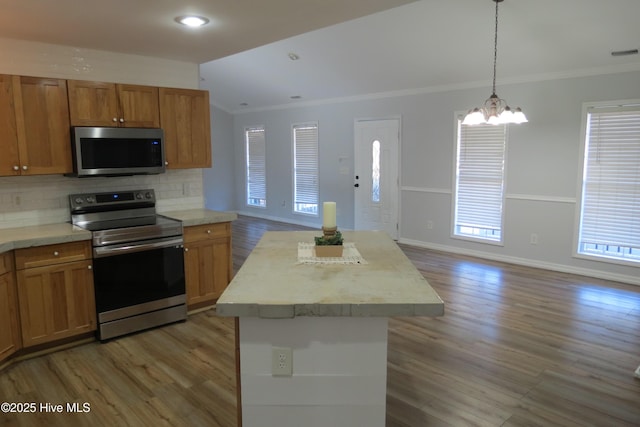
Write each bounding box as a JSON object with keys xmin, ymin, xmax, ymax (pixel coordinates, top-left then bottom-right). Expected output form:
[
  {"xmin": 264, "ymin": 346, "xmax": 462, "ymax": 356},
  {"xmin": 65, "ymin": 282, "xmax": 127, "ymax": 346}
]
[
  {"xmin": 292, "ymin": 122, "xmax": 319, "ymax": 216},
  {"xmin": 451, "ymin": 114, "xmax": 508, "ymax": 246},
  {"xmin": 244, "ymin": 126, "xmax": 267, "ymax": 208},
  {"xmin": 573, "ymin": 100, "xmax": 640, "ymax": 266}
]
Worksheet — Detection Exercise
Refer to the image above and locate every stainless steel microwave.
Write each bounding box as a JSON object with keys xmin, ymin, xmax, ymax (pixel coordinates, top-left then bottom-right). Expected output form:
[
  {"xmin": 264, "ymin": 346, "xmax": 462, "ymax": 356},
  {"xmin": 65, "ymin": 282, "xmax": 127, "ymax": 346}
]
[{"xmin": 68, "ymin": 127, "xmax": 165, "ymax": 177}]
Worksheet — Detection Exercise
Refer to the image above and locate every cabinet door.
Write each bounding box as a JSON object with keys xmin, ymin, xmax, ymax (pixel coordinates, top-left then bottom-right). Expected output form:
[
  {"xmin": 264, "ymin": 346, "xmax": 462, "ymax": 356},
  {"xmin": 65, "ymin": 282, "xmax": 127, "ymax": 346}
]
[
  {"xmin": 13, "ymin": 76, "xmax": 72, "ymax": 175},
  {"xmin": 0, "ymin": 74, "xmax": 20, "ymax": 176},
  {"xmin": 68, "ymin": 80, "xmax": 119, "ymax": 127},
  {"xmin": 184, "ymin": 236, "xmax": 231, "ymax": 308},
  {"xmin": 17, "ymin": 260, "xmax": 96, "ymax": 347},
  {"xmin": 159, "ymin": 87, "xmax": 211, "ymax": 169},
  {"xmin": 0, "ymin": 253, "xmax": 21, "ymax": 363},
  {"xmin": 117, "ymin": 84, "xmax": 160, "ymax": 128}
]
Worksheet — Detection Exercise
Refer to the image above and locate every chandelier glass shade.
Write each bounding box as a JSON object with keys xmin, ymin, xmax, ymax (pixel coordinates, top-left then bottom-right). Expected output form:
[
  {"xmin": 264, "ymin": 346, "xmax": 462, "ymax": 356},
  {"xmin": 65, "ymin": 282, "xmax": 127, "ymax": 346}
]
[{"xmin": 463, "ymin": 0, "xmax": 527, "ymax": 126}]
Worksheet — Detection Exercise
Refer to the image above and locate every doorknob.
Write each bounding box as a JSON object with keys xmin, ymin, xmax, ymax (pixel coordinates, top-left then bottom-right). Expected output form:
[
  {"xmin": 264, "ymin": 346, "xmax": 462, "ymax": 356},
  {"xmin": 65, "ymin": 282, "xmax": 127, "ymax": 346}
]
[{"xmin": 354, "ymin": 183, "xmax": 360, "ymax": 188}]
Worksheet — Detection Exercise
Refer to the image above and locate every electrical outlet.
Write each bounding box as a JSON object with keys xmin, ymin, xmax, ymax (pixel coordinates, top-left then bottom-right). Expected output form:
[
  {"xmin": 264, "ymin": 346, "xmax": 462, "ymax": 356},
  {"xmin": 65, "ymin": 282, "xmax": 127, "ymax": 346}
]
[
  {"xmin": 427, "ymin": 220, "xmax": 434, "ymax": 230},
  {"xmin": 530, "ymin": 233, "xmax": 538, "ymax": 245},
  {"xmin": 272, "ymin": 347, "xmax": 293, "ymax": 376}
]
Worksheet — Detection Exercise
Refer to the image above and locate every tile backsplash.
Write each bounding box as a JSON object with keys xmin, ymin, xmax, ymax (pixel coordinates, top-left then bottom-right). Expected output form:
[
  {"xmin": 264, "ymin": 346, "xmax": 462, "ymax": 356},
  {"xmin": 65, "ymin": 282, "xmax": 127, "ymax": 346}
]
[{"xmin": 0, "ymin": 169, "xmax": 203, "ymax": 229}]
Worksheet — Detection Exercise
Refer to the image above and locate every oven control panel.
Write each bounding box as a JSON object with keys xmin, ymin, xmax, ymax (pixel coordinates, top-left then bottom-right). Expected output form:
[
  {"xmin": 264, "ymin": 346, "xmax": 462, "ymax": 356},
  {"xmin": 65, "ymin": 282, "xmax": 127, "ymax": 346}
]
[{"xmin": 69, "ymin": 189, "xmax": 155, "ymax": 211}]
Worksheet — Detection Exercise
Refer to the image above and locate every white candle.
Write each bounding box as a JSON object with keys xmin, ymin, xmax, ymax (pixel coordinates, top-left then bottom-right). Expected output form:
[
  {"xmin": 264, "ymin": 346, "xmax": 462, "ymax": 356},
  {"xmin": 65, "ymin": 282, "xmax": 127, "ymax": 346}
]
[{"xmin": 322, "ymin": 201, "xmax": 337, "ymax": 228}]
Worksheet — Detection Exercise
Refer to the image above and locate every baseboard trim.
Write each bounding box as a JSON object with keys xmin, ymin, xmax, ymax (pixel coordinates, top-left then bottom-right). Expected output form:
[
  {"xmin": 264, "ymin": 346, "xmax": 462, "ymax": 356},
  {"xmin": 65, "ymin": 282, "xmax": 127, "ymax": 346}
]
[{"xmin": 398, "ymin": 238, "xmax": 640, "ymax": 287}]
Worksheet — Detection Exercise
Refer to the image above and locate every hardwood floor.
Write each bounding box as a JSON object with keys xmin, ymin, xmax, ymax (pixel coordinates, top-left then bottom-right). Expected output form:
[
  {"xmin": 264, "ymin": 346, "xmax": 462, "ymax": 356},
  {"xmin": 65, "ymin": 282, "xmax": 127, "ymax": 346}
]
[{"xmin": 1, "ymin": 215, "xmax": 639, "ymax": 426}]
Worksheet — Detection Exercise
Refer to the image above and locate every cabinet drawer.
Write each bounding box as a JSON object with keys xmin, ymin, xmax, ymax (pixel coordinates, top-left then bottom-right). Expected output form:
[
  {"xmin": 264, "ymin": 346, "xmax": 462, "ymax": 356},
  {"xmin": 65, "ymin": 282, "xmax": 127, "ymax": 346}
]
[
  {"xmin": 0, "ymin": 252, "xmax": 14, "ymax": 275},
  {"xmin": 184, "ymin": 222, "xmax": 230, "ymax": 243},
  {"xmin": 15, "ymin": 241, "xmax": 91, "ymax": 270}
]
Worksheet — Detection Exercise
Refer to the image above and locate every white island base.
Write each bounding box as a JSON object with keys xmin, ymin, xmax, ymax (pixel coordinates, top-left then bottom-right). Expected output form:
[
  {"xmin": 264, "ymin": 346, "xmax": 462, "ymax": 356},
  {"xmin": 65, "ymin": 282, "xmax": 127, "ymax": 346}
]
[
  {"xmin": 217, "ymin": 231, "xmax": 444, "ymax": 427},
  {"xmin": 239, "ymin": 316, "xmax": 388, "ymax": 427}
]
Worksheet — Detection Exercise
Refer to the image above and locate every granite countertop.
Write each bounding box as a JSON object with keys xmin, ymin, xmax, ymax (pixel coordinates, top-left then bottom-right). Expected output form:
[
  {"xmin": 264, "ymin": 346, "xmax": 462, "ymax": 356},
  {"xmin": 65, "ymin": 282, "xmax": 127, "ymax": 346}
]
[
  {"xmin": 0, "ymin": 223, "xmax": 91, "ymax": 253},
  {"xmin": 161, "ymin": 209, "xmax": 237, "ymax": 227},
  {"xmin": 0, "ymin": 209, "xmax": 236, "ymax": 253},
  {"xmin": 216, "ymin": 230, "xmax": 445, "ymax": 319}
]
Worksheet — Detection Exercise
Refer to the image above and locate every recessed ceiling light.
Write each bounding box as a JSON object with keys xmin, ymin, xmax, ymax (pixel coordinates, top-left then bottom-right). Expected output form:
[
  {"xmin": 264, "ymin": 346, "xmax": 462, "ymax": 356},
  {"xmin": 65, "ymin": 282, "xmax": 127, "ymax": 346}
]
[{"xmin": 175, "ymin": 15, "xmax": 210, "ymax": 28}]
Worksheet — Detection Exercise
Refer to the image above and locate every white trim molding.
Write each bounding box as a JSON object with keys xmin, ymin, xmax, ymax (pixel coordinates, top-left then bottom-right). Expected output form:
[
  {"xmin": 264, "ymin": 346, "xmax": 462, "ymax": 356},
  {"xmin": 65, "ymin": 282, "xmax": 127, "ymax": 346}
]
[
  {"xmin": 398, "ymin": 237, "xmax": 640, "ymax": 287},
  {"xmin": 401, "ymin": 186, "xmax": 451, "ymax": 195},
  {"xmin": 506, "ymin": 194, "xmax": 576, "ymax": 204}
]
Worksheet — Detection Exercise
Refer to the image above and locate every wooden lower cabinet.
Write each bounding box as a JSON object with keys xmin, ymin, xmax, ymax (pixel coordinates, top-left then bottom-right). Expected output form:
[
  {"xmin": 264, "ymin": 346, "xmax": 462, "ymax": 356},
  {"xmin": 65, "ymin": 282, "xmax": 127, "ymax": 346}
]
[
  {"xmin": 15, "ymin": 242, "xmax": 96, "ymax": 348},
  {"xmin": 184, "ymin": 222, "xmax": 232, "ymax": 309},
  {"xmin": 0, "ymin": 252, "xmax": 21, "ymax": 364}
]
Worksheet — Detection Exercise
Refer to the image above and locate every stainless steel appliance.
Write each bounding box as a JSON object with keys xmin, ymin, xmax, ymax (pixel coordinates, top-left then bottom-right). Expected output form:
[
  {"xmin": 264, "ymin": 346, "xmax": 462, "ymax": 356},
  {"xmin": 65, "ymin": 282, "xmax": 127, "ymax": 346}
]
[
  {"xmin": 68, "ymin": 127, "xmax": 165, "ymax": 177},
  {"xmin": 70, "ymin": 189, "xmax": 186, "ymax": 340}
]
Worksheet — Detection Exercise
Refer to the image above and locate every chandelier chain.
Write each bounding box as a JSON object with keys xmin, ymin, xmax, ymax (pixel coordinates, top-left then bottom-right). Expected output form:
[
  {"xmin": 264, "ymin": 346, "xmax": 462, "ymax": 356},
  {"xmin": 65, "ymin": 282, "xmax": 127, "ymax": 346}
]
[{"xmin": 492, "ymin": 0, "xmax": 500, "ymax": 96}]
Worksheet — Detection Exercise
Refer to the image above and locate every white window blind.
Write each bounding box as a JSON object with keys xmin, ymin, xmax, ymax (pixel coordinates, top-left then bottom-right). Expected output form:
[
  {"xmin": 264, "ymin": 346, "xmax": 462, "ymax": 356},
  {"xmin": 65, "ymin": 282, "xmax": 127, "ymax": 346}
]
[
  {"xmin": 293, "ymin": 123, "xmax": 319, "ymax": 215},
  {"xmin": 578, "ymin": 106, "xmax": 640, "ymax": 263},
  {"xmin": 245, "ymin": 127, "xmax": 266, "ymax": 207},
  {"xmin": 454, "ymin": 120, "xmax": 507, "ymax": 242}
]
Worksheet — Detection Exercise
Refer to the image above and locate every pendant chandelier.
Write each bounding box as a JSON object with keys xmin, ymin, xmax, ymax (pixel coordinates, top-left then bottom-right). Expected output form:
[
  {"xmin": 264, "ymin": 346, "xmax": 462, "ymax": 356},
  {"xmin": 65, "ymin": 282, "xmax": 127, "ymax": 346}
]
[{"xmin": 463, "ymin": 0, "xmax": 527, "ymax": 125}]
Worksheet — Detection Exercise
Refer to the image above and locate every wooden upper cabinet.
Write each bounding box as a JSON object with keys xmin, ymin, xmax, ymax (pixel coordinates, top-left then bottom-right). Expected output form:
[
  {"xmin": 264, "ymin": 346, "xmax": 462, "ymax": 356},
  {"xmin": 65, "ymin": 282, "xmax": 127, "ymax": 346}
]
[
  {"xmin": 0, "ymin": 75, "xmax": 71, "ymax": 176},
  {"xmin": 68, "ymin": 80, "xmax": 159, "ymax": 128},
  {"xmin": 13, "ymin": 76, "xmax": 72, "ymax": 175},
  {"xmin": 0, "ymin": 75, "xmax": 20, "ymax": 176},
  {"xmin": 159, "ymin": 87, "xmax": 211, "ymax": 169},
  {"xmin": 117, "ymin": 84, "xmax": 160, "ymax": 128}
]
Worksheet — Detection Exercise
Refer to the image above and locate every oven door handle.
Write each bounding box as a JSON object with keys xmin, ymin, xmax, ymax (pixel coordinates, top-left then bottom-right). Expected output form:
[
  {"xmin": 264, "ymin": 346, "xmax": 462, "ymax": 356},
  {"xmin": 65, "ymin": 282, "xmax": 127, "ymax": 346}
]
[{"xmin": 93, "ymin": 236, "xmax": 184, "ymax": 258}]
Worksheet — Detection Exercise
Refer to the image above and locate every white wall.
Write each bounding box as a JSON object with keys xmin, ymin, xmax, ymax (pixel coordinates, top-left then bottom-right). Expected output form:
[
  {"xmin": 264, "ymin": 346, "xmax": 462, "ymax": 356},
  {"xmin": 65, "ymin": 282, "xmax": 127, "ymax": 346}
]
[
  {"xmin": 203, "ymin": 105, "xmax": 236, "ymax": 211},
  {"xmin": 229, "ymin": 70, "xmax": 640, "ymax": 285},
  {"xmin": 0, "ymin": 37, "xmax": 204, "ymax": 229}
]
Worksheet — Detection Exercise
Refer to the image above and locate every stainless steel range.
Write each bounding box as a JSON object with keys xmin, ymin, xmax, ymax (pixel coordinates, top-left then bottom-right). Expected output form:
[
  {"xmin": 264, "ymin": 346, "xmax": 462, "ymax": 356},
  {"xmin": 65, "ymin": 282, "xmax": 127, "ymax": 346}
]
[{"xmin": 70, "ymin": 189, "xmax": 186, "ymax": 340}]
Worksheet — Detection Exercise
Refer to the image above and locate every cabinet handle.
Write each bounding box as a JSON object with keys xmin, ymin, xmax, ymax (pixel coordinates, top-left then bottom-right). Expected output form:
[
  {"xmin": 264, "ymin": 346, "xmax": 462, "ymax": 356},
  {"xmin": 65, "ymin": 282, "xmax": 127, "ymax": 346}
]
[
  {"xmin": 22, "ymin": 165, "xmax": 28, "ymax": 171},
  {"xmin": 112, "ymin": 117, "xmax": 118, "ymax": 122},
  {"xmin": 53, "ymin": 251, "xmax": 59, "ymax": 256},
  {"xmin": 88, "ymin": 265, "xmax": 92, "ymax": 270},
  {"xmin": 184, "ymin": 248, "xmax": 189, "ymax": 252},
  {"xmin": 207, "ymin": 230, "xmax": 211, "ymax": 234},
  {"xmin": 13, "ymin": 165, "xmax": 19, "ymax": 171},
  {"xmin": 165, "ymin": 161, "xmax": 169, "ymax": 166},
  {"xmin": 119, "ymin": 118, "xmax": 125, "ymax": 123}
]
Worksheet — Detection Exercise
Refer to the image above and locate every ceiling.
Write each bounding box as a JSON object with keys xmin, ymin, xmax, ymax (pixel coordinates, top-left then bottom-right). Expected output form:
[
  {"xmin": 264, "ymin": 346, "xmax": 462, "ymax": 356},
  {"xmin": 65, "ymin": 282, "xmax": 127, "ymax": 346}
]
[
  {"xmin": 2, "ymin": 0, "xmax": 640, "ymax": 113},
  {"xmin": 0, "ymin": 0, "xmax": 416, "ymax": 63}
]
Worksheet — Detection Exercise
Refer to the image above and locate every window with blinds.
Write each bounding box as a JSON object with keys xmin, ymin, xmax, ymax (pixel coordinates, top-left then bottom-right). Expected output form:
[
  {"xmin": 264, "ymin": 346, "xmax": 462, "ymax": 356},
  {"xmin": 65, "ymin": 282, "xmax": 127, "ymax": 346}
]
[
  {"xmin": 577, "ymin": 105, "xmax": 640, "ymax": 264},
  {"xmin": 293, "ymin": 123, "xmax": 319, "ymax": 215},
  {"xmin": 245, "ymin": 127, "xmax": 266, "ymax": 207},
  {"xmin": 453, "ymin": 120, "xmax": 507, "ymax": 243}
]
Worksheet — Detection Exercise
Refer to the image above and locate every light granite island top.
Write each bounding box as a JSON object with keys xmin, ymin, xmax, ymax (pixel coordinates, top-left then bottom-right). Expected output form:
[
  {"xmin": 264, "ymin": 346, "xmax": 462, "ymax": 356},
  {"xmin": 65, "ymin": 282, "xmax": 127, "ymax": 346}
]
[{"xmin": 216, "ymin": 230, "xmax": 444, "ymax": 318}]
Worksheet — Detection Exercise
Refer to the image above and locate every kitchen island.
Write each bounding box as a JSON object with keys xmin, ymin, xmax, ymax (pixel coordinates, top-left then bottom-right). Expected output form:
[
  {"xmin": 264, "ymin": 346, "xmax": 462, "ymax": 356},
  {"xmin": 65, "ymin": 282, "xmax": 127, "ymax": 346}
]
[{"xmin": 217, "ymin": 230, "xmax": 444, "ymax": 427}]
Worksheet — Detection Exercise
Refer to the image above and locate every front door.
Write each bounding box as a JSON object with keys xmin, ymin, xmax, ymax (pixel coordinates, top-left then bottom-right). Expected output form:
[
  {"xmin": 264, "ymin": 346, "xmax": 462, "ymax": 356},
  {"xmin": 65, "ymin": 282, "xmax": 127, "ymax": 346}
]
[{"xmin": 354, "ymin": 119, "xmax": 400, "ymax": 239}]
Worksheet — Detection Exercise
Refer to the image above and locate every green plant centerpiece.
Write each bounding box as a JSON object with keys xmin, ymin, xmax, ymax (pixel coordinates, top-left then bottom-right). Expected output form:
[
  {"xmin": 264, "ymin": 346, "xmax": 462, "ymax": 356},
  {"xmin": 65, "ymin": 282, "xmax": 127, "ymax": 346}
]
[
  {"xmin": 315, "ymin": 230, "xmax": 343, "ymax": 246},
  {"xmin": 314, "ymin": 227, "xmax": 344, "ymax": 257}
]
